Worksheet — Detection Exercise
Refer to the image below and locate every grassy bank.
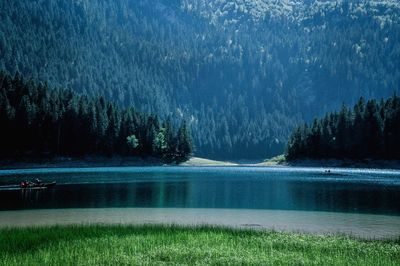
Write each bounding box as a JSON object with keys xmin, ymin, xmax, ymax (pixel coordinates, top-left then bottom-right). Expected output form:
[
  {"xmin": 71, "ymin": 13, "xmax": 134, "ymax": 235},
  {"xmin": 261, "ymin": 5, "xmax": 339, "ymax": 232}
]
[
  {"xmin": 0, "ymin": 225, "xmax": 398, "ymax": 265},
  {"xmin": 258, "ymin": 155, "xmax": 287, "ymax": 166}
]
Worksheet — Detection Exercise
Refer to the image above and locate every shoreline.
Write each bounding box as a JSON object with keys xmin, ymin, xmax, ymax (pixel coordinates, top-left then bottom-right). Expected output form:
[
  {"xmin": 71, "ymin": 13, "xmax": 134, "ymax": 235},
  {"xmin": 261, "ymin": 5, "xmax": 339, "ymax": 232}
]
[
  {"xmin": 0, "ymin": 156, "xmax": 167, "ymax": 170},
  {"xmin": 1, "ymin": 208, "xmax": 399, "ymax": 240},
  {"xmin": 149, "ymin": 156, "xmax": 400, "ymax": 170},
  {"xmin": 1, "ymin": 156, "xmax": 400, "ymax": 170},
  {"xmin": 0, "ymin": 156, "xmax": 239, "ymax": 170},
  {"xmin": 276, "ymin": 158, "xmax": 400, "ymax": 170}
]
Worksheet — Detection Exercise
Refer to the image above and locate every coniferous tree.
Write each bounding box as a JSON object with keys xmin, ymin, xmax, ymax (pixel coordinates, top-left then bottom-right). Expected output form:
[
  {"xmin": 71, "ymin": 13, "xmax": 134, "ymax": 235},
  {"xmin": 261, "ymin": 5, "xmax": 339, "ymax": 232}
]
[
  {"xmin": 176, "ymin": 121, "xmax": 193, "ymax": 161},
  {"xmin": 2, "ymin": 0, "xmax": 399, "ymax": 159},
  {"xmin": 383, "ymin": 94, "xmax": 400, "ymax": 159},
  {"xmin": 363, "ymin": 100, "xmax": 383, "ymax": 158},
  {"xmin": 351, "ymin": 97, "xmax": 366, "ymax": 158},
  {"xmin": 286, "ymin": 95, "xmax": 400, "ymax": 160},
  {"xmin": 0, "ymin": 72, "xmax": 191, "ymax": 162},
  {"xmin": 335, "ymin": 105, "xmax": 351, "ymax": 157},
  {"xmin": 286, "ymin": 126, "xmax": 303, "ymax": 160}
]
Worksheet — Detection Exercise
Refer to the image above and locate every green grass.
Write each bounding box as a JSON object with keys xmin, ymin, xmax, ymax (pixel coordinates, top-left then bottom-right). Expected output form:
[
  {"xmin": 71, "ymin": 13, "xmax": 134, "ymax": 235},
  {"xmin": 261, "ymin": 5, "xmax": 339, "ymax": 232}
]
[
  {"xmin": 0, "ymin": 225, "xmax": 399, "ymax": 265},
  {"xmin": 261, "ymin": 155, "xmax": 287, "ymax": 166}
]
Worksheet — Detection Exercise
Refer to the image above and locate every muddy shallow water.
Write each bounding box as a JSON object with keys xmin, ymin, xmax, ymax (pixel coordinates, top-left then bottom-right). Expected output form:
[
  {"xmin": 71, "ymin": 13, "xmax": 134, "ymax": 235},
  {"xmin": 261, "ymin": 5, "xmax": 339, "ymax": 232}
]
[{"xmin": 1, "ymin": 208, "xmax": 399, "ymax": 239}]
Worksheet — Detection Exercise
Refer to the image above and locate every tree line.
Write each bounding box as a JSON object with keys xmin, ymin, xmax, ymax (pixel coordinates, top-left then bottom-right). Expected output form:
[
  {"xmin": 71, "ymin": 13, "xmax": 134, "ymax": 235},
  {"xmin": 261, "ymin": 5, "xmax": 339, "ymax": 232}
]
[
  {"xmin": 286, "ymin": 95, "xmax": 400, "ymax": 160},
  {"xmin": 1, "ymin": 0, "xmax": 400, "ymax": 158},
  {"xmin": 0, "ymin": 71, "xmax": 193, "ymax": 162}
]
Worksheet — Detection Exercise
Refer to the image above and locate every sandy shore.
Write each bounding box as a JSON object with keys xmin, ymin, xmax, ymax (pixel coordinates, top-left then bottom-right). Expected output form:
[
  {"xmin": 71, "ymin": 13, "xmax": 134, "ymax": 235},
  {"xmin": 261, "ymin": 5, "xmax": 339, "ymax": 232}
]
[
  {"xmin": 1, "ymin": 208, "xmax": 399, "ymax": 239},
  {"xmin": 180, "ymin": 157, "xmax": 238, "ymax": 166}
]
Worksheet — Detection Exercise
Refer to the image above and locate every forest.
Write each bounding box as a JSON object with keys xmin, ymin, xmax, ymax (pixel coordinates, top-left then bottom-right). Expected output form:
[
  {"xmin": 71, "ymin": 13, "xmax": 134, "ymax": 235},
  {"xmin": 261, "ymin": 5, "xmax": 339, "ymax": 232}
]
[
  {"xmin": 1, "ymin": 0, "xmax": 400, "ymax": 158},
  {"xmin": 286, "ymin": 95, "xmax": 400, "ymax": 160},
  {"xmin": 0, "ymin": 71, "xmax": 193, "ymax": 162}
]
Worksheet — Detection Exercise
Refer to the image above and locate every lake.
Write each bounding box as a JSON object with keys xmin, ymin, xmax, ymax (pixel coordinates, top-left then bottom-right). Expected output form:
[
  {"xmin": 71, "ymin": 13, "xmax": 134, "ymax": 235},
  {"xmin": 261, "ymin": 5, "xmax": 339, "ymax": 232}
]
[{"xmin": 0, "ymin": 166, "xmax": 399, "ymax": 238}]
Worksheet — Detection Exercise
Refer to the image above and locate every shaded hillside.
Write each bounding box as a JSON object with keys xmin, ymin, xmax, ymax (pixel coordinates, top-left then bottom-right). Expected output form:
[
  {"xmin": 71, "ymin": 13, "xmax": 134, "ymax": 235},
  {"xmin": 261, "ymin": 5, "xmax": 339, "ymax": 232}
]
[
  {"xmin": 286, "ymin": 94, "xmax": 400, "ymax": 160},
  {"xmin": 0, "ymin": 71, "xmax": 193, "ymax": 161},
  {"xmin": 1, "ymin": 0, "xmax": 399, "ymax": 158}
]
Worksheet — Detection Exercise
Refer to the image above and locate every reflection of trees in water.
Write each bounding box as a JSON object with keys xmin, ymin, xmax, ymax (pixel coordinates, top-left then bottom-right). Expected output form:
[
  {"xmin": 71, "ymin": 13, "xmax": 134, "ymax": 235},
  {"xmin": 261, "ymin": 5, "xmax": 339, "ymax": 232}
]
[
  {"xmin": 185, "ymin": 178, "xmax": 294, "ymax": 209},
  {"xmin": 20, "ymin": 188, "xmax": 56, "ymax": 209},
  {"xmin": 127, "ymin": 180, "xmax": 190, "ymax": 208},
  {"xmin": 164, "ymin": 181, "xmax": 189, "ymax": 208},
  {"xmin": 289, "ymin": 182, "xmax": 400, "ymax": 214},
  {"xmin": 1, "ymin": 171, "xmax": 399, "ymax": 214}
]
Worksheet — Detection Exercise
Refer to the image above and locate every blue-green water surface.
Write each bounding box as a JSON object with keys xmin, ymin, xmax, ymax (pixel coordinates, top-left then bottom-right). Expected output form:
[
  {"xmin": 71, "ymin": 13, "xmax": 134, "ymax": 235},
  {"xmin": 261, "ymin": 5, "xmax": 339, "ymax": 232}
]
[{"xmin": 0, "ymin": 166, "xmax": 399, "ymax": 215}]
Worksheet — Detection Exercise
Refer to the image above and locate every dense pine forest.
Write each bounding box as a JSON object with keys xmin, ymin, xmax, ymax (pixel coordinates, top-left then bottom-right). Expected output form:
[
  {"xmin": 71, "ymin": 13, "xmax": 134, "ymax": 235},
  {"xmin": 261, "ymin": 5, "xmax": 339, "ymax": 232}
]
[
  {"xmin": 286, "ymin": 95, "xmax": 400, "ymax": 160},
  {"xmin": 0, "ymin": 71, "xmax": 193, "ymax": 162},
  {"xmin": 1, "ymin": 0, "xmax": 400, "ymax": 158}
]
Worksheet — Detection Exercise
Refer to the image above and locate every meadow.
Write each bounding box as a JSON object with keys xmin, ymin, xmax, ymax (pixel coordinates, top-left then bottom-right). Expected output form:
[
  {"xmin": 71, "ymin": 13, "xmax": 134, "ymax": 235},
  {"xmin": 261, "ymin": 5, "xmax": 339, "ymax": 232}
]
[{"xmin": 0, "ymin": 225, "xmax": 399, "ymax": 265}]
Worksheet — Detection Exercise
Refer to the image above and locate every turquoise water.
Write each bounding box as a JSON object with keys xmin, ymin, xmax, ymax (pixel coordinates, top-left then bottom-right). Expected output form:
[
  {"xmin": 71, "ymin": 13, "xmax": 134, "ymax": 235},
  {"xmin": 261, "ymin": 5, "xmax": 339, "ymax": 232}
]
[{"xmin": 0, "ymin": 166, "xmax": 399, "ymax": 214}]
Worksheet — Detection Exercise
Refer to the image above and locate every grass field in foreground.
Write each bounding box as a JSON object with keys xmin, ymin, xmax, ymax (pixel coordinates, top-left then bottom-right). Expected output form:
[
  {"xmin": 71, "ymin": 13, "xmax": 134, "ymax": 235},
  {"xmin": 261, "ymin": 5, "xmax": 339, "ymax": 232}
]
[{"xmin": 0, "ymin": 225, "xmax": 399, "ymax": 265}]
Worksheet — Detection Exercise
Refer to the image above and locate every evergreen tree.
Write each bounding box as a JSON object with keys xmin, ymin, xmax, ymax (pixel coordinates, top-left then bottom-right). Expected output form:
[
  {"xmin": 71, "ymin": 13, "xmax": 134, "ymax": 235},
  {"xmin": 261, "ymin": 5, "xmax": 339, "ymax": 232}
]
[
  {"xmin": 2, "ymin": 0, "xmax": 399, "ymax": 159},
  {"xmin": 363, "ymin": 100, "xmax": 383, "ymax": 158},
  {"xmin": 152, "ymin": 128, "xmax": 168, "ymax": 156},
  {"xmin": 0, "ymin": 72, "xmax": 191, "ymax": 162},
  {"xmin": 308, "ymin": 119, "xmax": 322, "ymax": 158},
  {"xmin": 176, "ymin": 121, "xmax": 193, "ymax": 161},
  {"xmin": 286, "ymin": 126, "xmax": 303, "ymax": 160},
  {"xmin": 351, "ymin": 97, "xmax": 366, "ymax": 158},
  {"xmin": 383, "ymin": 94, "xmax": 400, "ymax": 159},
  {"xmin": 286, "ymin": 95, "xmax": 400, "ymax": 160},
  {"xmin": 127, "ymin": 135, "xmax": 139, "ymax": 151},
  {"xmin": 335, "ymin": 105, "xmax": 351, "ymax": 157}
]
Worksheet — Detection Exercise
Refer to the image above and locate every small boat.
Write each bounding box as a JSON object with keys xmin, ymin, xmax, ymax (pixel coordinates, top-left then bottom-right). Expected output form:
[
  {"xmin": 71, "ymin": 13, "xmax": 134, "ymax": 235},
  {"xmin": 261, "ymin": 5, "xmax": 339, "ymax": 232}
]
[
  {"xmin": 323, "ymin": 170, "xmax": 346, "ymax": 176},
  {"xmin": 20, "ymin": 181, "xmax": 56, "ymax": 189}
]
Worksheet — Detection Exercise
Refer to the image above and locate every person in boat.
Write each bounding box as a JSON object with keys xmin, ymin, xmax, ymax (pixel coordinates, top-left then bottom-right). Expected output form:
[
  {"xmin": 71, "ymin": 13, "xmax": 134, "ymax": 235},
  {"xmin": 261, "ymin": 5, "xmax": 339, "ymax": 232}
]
[
  {"xmin": 20, "ymin": 178, "xmax": 42, "ymax": 188},
  {"xmin": 20, "ymin": 180, "xmax": 28, "ymax": 188},
  {"xmin": 20, "ymin": 179, "xmax": 56, "ymax": 188},
  {"xmin": 34, "ymin": 178, "xmax": 43, "ymax": 186}
]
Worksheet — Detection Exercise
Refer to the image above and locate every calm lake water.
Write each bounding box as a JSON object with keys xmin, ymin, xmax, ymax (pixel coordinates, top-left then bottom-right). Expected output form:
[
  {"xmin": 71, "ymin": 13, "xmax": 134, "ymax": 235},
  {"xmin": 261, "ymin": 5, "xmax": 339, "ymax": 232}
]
[
  {"xmin": 0, "ymin": 166, "xmax": 399, "ymax": 214},
  {"xmin": 1, "ymin": 166, "xmax": 400, "ymax": 238}
]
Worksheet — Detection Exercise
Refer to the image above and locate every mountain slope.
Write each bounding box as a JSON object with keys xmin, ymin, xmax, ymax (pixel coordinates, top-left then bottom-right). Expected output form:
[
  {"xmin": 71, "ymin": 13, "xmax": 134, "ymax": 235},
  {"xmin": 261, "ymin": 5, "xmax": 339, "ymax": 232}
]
[
  {"xmin": 1, "ymin": 0, "xmax": 399, "ymax": 158},
  {"xmin": 182, "ymin": 0, "xmax": 400, "ymax": 25}
]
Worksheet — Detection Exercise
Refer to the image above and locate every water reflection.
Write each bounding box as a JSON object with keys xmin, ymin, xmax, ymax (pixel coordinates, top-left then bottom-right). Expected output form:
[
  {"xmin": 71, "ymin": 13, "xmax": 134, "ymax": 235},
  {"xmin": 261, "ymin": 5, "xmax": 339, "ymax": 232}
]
[{"xmin": 0, "ymin": 167, "xmax": 399, "ymax": 215}]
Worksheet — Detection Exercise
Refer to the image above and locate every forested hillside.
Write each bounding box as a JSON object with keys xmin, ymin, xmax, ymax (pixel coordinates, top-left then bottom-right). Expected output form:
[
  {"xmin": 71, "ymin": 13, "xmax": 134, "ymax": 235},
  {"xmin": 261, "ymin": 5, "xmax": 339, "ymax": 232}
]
[
  {"xmin": 286, "ymin": 94, "xmax": 400, "ymax": 160},
  {"xmin": 1, "ymin": 0, "xmax": 399, "ymax": 158},
  {"xmin": 0, "ymin": 71, "xmax": 193, "ymax": 161}
]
